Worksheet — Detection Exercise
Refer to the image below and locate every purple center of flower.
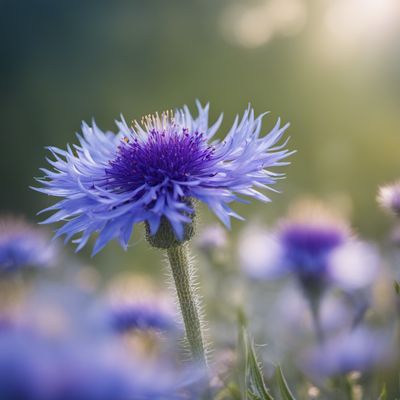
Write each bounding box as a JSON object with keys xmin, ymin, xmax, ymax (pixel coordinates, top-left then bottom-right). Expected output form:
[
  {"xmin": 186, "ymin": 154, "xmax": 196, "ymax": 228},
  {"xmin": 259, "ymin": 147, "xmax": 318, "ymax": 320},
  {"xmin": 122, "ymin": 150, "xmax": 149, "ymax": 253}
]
[
  {"xmin": 106, "ymin": 128, "xmax": 215, "ymax": 192},
  {"xmin": 280, "ymin": 225, "xmax": 345, "ymax": 278}
]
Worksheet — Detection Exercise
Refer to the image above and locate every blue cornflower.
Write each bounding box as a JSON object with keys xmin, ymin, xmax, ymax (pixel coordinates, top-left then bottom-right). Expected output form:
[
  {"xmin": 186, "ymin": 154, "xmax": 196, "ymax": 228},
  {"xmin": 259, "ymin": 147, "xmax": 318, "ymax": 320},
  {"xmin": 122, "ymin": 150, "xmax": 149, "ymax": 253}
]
[
  {"xmin": 0, "ymin": 217, "xmax": 56, "ymax": 272},
  {"xmin": 105, "ymin": 276, "xmax": 179, "ymax": 334},
  {"xmin": 240, "ymin": 200, "xmax": 378, "ymax": 290},
  {"xmin": 279, "ymin": 222, "xmax": 347, "ymax": 285},
  {"xmin": 35, "ymin": 102, "xmax": 291, "ymax": 255},
  {"xmin": 279, "ymin": 202, "xmax": 379, "ymax": 292},
  {"xmin": 109, "ymin": 301, "xmax": 178, "ymax": 334}
]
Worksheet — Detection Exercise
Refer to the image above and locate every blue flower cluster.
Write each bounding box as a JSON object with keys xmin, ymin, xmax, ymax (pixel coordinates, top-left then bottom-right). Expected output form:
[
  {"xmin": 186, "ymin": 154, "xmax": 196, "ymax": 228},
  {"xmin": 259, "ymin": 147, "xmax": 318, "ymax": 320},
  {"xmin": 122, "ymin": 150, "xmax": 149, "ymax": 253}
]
[{"xmin": 0, "ymin": 284, "xmax": 205, "ymax": 400}]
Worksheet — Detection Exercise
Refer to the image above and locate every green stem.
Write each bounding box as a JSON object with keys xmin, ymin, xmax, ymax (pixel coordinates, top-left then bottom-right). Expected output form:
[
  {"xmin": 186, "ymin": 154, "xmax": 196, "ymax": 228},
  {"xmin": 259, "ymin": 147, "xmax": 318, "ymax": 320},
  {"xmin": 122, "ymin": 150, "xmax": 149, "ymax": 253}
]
[
  {"xmin": 167, "ymin": 244, "xmax": 207, "ymax": 367},
  {"xmin": 309, "ymin": 295, "xmax": 324, "ymax": 344}
]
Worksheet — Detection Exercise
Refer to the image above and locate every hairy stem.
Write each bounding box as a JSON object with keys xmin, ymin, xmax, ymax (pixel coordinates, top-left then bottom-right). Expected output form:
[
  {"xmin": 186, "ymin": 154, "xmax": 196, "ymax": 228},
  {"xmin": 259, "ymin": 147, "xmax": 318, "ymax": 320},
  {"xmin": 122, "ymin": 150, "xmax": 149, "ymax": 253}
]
[{"xmin": 167, "ymin": 244, "xmax": 207, "ymax": 367}]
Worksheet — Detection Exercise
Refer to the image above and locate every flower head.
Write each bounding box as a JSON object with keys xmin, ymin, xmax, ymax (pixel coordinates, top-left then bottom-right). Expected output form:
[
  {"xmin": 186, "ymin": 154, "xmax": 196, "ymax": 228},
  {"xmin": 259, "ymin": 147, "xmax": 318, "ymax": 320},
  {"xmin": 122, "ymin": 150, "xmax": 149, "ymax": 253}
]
[
  {"xmin": 109, "ymin": 304, "xmax": 176, "ymax": 334},
  {"xmin": 108, "ymin": 298, "xmax": 178, "ymax": 334},
  {"xmin": 0, "ymin": 216, "xmax": 56, "ymax": 272},
  {"xmin": 377, "ymin": 181, "xmax": 400, "ymax": 216},
  {"xmin": 35, "ymin": 102, "xmax": 291, "ymax": 254},
  {"xmin": 105, "ymin": 275, "xmax": 178, "ymax": 334},
  {"xmin": 240, "ymin": 200, "xmax": 378, "ymax": 291},
  {"xmin": 278, "ymin": 200, "xmax": 350, "ymax": 284}
]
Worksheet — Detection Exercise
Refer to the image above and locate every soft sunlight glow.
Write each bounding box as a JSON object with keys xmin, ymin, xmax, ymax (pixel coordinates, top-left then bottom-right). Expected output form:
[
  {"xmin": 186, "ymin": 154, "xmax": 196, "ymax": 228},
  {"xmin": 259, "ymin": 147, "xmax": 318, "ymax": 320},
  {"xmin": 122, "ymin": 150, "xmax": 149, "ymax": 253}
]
[
  {"xmin": 220, "ymin": 0, "xmax": 306, "ymax": 48},
  {"xmin": 324, "ymin": 0, "xmax": 400, "ymax": 51}
]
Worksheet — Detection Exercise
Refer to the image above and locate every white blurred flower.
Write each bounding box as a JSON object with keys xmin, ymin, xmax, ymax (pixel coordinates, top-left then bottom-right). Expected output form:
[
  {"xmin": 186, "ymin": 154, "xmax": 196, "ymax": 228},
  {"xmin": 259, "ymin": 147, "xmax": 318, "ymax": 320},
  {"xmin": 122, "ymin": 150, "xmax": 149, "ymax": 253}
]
[
  {"xmin": 238, "ymin": 225, "xmax": 286, "ymax": 279},
  {"xmin": 196, "ymin": 224, "xmax": 228, "ymax": 253},
  {"xmin": 328, "ymin": 241, "xmax": 379, "ymax": 290}
]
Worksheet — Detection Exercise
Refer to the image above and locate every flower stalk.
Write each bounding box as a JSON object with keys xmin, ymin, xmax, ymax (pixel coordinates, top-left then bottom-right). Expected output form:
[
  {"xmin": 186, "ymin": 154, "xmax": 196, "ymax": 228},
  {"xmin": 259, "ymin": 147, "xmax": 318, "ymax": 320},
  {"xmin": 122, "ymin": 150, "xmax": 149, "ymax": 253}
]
[
  {"xmin": 167, "ymin": 244, "xmax": 207, "ymax": 367},
  {"xmin": 308, "ymin": 295, "xmax": 324, "ymax": 344}
]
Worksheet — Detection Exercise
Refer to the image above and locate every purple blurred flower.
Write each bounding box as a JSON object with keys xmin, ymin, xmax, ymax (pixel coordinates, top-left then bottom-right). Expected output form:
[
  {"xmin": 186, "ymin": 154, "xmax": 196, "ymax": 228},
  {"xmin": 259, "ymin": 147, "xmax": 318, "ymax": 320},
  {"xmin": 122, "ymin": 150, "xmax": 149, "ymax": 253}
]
[
  {"xmin": 0, "ymin": 217, "xmax": 56, "ymax": 272},
  {"xmin": 240, "ymin": 201, "xmax": 378, "ymax": 291},
  {"xmin": 277, "ymin": 201, "xmax": 350, "ymax": 288},
  {"xmin": 0, "ymin": 283, "xmax": 206, "ymax": 399},
  {"xmin": 105, "ymin": 275, "xmax": 179, "ymax": 334},
  {"xmin": 34, "ymin": 102, "xmax": 292, "ymax": 255},
  {"xmin": 301, "ymin": 328, "xmax": 393, "ymax": 379},
  {"xmin": 378, "ymin": 181, "xmax": 400, "ymax": 216},
  {"xmin": 109, "ymin": 301, "xmax": 178, "ymax": 334},
  {"xmin": 0, "ymin": 328, "xmax": 203, "ymax": 400}
]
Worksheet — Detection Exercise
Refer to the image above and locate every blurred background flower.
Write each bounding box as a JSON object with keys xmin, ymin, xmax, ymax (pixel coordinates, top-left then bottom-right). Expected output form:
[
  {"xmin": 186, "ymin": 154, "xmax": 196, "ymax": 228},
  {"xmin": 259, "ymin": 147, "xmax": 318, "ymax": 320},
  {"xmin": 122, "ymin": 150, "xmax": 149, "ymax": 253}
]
[
  {"xmin": 196, "ymin": 224, "xmax": 228, "ymax": 255},
  {"xmin": 0, "ymin": 216, "xmax": 57, "ymax": 272},
  {"xmin": 301, "ymin": 327, "xmax": 394, "ymax": 380},
  {"xmin": 108, "ymin": 296, "xmax": 178, "ymax": 334},
  {"xmin": 239, "ymin": 199, "xmax": 378, "ymax": 292},
  {"xmin": 0, "ymin": 281, "xmax": 207, "ymax": 399}
]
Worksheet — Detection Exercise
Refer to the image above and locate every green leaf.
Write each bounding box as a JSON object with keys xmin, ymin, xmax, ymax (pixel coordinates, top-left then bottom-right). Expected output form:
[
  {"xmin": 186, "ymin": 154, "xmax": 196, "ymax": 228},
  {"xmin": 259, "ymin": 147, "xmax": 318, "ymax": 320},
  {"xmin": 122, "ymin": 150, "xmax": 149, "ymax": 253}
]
[
  {"xmin": 245, "ymin": 330, "xmax": 274, "ymax": 400},
  {"xmin": 237, "ymin": 308, "xmax": 274, "ymax": 400},
  {"xmin": 394, "ymin": 281, "xmax": 400, "ymax": 296},
  {"xmin": 247, "ymin": 389, "xmax": 263, "ymax": 400},
  {"xmin": 215, "ymin": 382, "xmax": 242, "ymax": 400},
  {"xmin": 378, "ymin": 383, "xmax": 387, "ymax": 400},
  {"xmin": 275, "ymin": 366, "xmax": 296, "ymax": 400}
]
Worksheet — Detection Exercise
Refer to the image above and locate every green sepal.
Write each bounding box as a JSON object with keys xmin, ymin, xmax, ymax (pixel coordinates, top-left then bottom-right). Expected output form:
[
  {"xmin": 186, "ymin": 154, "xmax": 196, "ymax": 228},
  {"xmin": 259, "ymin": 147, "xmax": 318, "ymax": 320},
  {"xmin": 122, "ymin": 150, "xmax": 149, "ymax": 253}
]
[{"xmin": 145, "ymin": 199, "xmax": 196, "ymax": 249}]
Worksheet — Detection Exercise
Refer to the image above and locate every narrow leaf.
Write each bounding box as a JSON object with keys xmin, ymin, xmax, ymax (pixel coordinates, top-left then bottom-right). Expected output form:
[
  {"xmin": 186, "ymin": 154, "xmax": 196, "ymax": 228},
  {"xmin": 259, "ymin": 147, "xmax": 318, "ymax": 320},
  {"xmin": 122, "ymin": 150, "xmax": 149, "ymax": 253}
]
[
  {"xmin": 247, "ymin": 333, "xmax": 274, "ymax": 400},
  {"xmin": 215, "ymin": 382, "xmax": 242, "ymax": 400},
  {"xmin": 248, "ymin": 390, "xmax": 263, "ymax": 400},
  {"xmin": 237, "ymin": 308, "xmax": 274, "ymax": 400},
  {"xmin": 378, "ymin": 383, "xmax": 387, "ymax": 400},
  {"xmin": 275, "ymin": 366, "xmax": 296, "ymax": 400}
]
